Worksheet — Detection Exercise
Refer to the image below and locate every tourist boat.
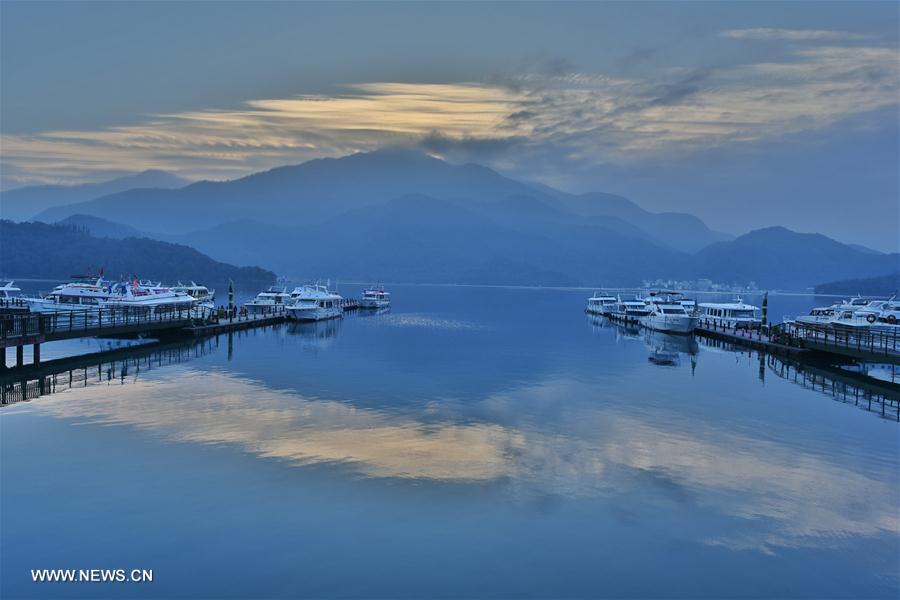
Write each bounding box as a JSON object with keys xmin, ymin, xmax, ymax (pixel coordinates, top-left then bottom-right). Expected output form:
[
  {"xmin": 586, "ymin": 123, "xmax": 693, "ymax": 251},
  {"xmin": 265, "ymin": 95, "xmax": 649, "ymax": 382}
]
[
  {"xmin": 640, "ymin": 291, "xmax": 698, "ymax": 334},
  {"xmin": 285, "ymin": 284, "xmax": 344, "ymax": 322},
  {"xmin": 23, "ymin": 277, "xmax": 113, "ymax": 313},
  {"xmin": 360, "ymin": 286, "xmax": 391, "ymax": 309},
  {"xmin": 99, "ymin": 280, "xmax": 195, "ymax": 311},
  {"xmin": 172, "ymin": 281, "xmax": 215, "ymax": 306},
  {"xmin": 0, "ymin": 280, "xmax": 21, "ymax": 300},
  {"xmin": 586, "ymin": 291, "xmax": 617, "ymax": 315},
  {"xmin": 793, "ymin": 306, "xmax": 838, "ymax": 327},
  {"xmin": 246, "ymin": 286, "xmax": 292, "ymax": 314},
  {"xmin": 698, "ymin": 297, "xmax": 761, "ymax": 329},
  {"xmin": 827, "ymin": 301, "xmax": 900, "ymax": 333},
  {"xmin": 609, "ymin": 295, "xmax": 652, "ymax": 324},
  {"xmin": 793, "ymin": 295, "xmax": 894, "ymax": 330}
]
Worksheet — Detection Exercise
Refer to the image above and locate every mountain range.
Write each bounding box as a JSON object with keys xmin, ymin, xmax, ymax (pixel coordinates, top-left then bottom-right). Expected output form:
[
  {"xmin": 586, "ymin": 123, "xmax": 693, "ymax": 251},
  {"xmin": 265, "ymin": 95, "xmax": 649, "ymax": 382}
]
[
  {"xmin": 0, "ymin": 220, "xmax": 274, "ymax": 290},
  {"xmin": 1, "ymin": 169, "xmax": 190, "ymax": 222},
  {"xmin": 3, "ymin": 150, "xmax": 896, "ymax": 289}
]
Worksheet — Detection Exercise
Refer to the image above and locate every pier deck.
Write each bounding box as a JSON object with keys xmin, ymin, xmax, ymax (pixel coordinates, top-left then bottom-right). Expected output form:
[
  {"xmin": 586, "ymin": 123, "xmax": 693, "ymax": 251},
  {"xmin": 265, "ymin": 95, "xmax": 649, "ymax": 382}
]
[
  {"xmin": 694, "ymin": 320, "xmax": 900, "ymax": 365},
  {"xmin": 0, "ymin": 306, "xmax": 288, "ymax": 369}
]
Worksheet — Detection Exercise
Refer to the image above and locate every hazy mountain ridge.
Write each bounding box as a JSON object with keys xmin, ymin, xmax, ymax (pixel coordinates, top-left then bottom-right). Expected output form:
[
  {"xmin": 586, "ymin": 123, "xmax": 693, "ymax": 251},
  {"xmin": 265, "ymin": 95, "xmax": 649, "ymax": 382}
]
[
  {"xmin": 1, "ymin": 169, "xmax": 190, "ymax": 222},
  {"xmin": 56, "ymin": 214, "xmax": 145, "ymax": 239},
  {"xmin": 33, "ymin": 149, "xmax": 727, "ymax": 250},
  {"xmin": 19, "ymin": 150, "xmax": 895, "ymax": 288},
  {"xmin": 814, "ymin": 272, "xmax": 900, "ymax": 296},
  {"xmin": 693, "ymin": 227, "xmax": 899, "ymax": 289}
]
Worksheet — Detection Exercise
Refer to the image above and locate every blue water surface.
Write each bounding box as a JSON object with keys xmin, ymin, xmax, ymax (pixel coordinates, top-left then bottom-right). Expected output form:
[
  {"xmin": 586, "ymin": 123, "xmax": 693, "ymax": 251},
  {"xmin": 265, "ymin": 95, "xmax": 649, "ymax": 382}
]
[{"xmin": 2, "ymin": 285, "xmax": 898, "ymax": 599}]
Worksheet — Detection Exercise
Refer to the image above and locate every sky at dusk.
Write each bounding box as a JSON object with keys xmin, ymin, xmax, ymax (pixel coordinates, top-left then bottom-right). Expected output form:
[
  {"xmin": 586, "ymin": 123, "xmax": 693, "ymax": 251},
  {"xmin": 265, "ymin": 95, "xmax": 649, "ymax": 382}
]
[{"xmin": 1, "ymin": 1, "xmax": 898, "ymax": 250}]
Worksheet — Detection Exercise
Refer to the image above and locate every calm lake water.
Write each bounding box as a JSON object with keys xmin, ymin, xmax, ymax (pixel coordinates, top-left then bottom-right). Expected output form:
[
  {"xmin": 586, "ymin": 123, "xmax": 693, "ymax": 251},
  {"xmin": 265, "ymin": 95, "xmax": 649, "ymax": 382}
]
[{"xmin": 2, "ymin": 285, "xmax": 898, "ymax": 599}]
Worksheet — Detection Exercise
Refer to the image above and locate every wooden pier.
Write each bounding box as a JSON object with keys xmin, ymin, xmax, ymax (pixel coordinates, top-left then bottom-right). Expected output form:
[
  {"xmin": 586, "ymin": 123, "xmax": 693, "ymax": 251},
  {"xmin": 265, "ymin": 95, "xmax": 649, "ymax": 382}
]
[
  {"xmin": 0, "ymin": 297, "xmax": 371, "ymax": 370},
  {"xmin": 0, "ymin": 305, "xmax": 288, "ymax": 369},
  {"xmin": 693, "ymin": 319, "xmax": 900, "ymax": 365}
]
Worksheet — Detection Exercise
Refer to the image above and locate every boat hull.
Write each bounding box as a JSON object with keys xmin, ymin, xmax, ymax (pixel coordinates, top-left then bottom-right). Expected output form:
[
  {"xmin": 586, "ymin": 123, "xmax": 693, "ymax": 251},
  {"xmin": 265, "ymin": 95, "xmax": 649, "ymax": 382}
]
[
  {"xmin": 286, "ymin": 306, "xmax": 343, "ymax": 321},
  {"xmin": 24, "ymin": 298, "xmax": 99, "ymax": 313},
  {"xmin": 641, "ymin": 314, "xmax": 698, "ymax": 334},
  {"xmin": 246, "ymin": 302, "xmax": 282, "ymax": 315},
  {"xmin": 702, "ymin": 317, "xmax": 760, "ymax": 330},
  {"xmin": 359, "ymin": 299, "xmax": 390, "ymax": 309}
]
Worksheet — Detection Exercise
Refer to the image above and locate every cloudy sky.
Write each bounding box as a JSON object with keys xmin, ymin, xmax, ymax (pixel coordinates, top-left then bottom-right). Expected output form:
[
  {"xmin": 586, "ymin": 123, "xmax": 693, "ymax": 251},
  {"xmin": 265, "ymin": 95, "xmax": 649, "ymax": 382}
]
[{"xmin": 1, "ymin": 2, "xmax": 898, "ymax": 250}]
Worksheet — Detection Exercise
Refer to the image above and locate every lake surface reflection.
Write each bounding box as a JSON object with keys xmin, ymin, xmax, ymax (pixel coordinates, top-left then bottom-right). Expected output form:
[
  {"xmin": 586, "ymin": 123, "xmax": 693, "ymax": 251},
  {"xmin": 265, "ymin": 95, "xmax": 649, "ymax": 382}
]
[{"xmin": 2, "ymin": 286, "xmax": 898, "ymax": 598}]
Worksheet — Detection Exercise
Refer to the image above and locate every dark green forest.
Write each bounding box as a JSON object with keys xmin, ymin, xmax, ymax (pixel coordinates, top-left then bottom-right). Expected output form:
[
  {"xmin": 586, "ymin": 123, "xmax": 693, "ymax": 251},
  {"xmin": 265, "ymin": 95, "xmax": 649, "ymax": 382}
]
[{"xmin": 0, "ymin": 220, "xmax": 275, "ymax": 290}]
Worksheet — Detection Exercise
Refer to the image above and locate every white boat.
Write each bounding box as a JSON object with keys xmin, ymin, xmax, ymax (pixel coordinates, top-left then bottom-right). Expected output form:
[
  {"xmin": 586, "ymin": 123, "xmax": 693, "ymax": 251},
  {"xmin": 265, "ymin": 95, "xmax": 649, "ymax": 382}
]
[
  {"xmin": 793, "ymin": 306, "xmax": 838, "ymax": 327},
  {"xmin": 99, "ymin": 281, "xmax": 195, "ymax": 311},
  {"xmin": 24, "ymin": 277, "xmax": 113, "ymax": 313},
  {"xmin": 793, "ymin": 295, "xmax": 898, "ymax": 331},
  {"xmin": 285, "ymin": 284, "xmax": 344, "ymax": 322},
  {"xmin": 698, "ymin": 297, "xmax": 761, "ymax": 329},
  {"xmin": 641, "ymin": 291, "xmax": 698, "ymax": 334},
  {"xmin": 360, "ymin": 286, "xmax": 391, "ymax": 309},
  {"xmin": 610, "ymin": 295, "xmax": 652, "ymax": 324},
  {"xmin": 172, "ymin": 281, "xmax": 215, "ymax": 306},
  {"xmin": 827, "ymin": 303, "xmax": 900, "ymax": 334},
  {"xmin": 246, "ymin": 286, "xmax": 292, "ymax": 314},
  {"xmin": 0, "ymin": 280, "xmax": 21, "ymax": 300},
  {"xmin": 586, "ymin": 291, "xmax": 617, "ymax": 315}
]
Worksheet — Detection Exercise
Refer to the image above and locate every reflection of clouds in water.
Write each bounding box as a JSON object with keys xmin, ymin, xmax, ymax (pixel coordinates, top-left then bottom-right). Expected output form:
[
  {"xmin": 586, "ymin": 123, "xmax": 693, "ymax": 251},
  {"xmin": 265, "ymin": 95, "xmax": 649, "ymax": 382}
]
[
  {"xmin": 369, "ymin": 313, "xmax": 484, "ymax": 331},
  {"xmin": 24, "ymin": 370, "xmax": 899, "ymax": 552}
]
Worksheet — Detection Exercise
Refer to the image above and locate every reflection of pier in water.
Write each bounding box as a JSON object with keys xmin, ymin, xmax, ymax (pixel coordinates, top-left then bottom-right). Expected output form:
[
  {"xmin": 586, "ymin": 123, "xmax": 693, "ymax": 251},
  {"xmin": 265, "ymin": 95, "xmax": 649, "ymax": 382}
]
[
  {"xmin": 766, "ymin": 354, "xmax": 899, "ymax": 422},
  {"xmin": 697, "ymin": 335, "xmax": 900, "ymax": 422},
  {"xmin": 1, "ymin": 337, "xmax": 220, "ymax": 406}
]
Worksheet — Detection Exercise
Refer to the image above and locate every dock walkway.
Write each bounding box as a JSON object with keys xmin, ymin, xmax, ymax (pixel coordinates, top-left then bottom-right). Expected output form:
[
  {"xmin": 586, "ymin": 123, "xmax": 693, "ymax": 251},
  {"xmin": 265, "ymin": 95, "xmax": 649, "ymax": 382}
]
[
  {"xmin": 0, "ymin": 305, "xmax": 288, "ymax": 369},
  {"xmin": 694, "ymin": 319, "xmax": 900, "ymax": 365}
]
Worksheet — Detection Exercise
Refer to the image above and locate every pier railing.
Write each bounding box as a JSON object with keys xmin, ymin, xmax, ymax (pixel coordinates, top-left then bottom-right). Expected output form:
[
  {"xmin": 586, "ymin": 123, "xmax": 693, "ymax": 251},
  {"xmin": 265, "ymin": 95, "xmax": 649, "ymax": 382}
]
[
  {"xmin": 0, "ymin": 305, "xmax": 208, "ymax": 346},
  {"xmin": 776, "ymin": 322, "xmax": 899, "ymax": 358},
  {"xmin": 0, "ymin": 298, "xmax": 29, "ymax": 311}
]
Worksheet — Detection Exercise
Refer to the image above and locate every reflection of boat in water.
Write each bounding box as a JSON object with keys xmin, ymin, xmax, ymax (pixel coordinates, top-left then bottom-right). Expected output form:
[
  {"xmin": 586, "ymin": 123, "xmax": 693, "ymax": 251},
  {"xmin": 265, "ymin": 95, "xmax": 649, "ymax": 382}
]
[
  {"xmin": 286, "ymin": 318, "xmax": 342, "ymax": 348},
  {"xmin": 357, "ymin": 305, "xmax": 391, "ymax": 317},
  {"xmin": 586, "ymin": 312, "xmax": 611, "ymax": 330},
  {"xmin": 612, "ymin": 321, "xmax": 642, "ymax": 342},
  {"xmin": 643, "ymin": 330, "xmax": 698, "ymax": 368}
]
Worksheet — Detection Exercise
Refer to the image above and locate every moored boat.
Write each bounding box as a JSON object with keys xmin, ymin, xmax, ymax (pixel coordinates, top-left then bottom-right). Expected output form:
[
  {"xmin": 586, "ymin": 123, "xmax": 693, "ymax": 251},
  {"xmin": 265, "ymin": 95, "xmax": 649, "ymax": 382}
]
[
  {"xmin": 23, "ymin": 277, "xmax": 112, "ymax": 313},
  {"xmin": 586, "ymin": 291, "xmax": 617, "ymax": 315},
  {"xmin": 285, "ymin": 284, "xmax": 344, "ymax": 322},
  {"xmin": 172, "ymin": 281, "xmax": 215, "ymax": 307},
  {"xmin": 360, "ymin": 286, "xmax": 391, "ymax": 309},
  {"xmin": 641, "ymin": 291, "xmax": 698, "ymax": 334},
  {"xmin": 99, "ymin": 280, "xmax": 195, "ymax": 311},
  {"xmin": 0, "ymin": 280, "xmax": 21, "ymax": 300},
  {"xmin": 698, "ymin": 297, "xmax": 761, "ymax": 329},
  {"xmin": 246, "ymin": 286, "xmax": 292, "ymax": 314},
  {"xmin": 609, "ymin": 295, "xmax": 652, "ymax": 325}
]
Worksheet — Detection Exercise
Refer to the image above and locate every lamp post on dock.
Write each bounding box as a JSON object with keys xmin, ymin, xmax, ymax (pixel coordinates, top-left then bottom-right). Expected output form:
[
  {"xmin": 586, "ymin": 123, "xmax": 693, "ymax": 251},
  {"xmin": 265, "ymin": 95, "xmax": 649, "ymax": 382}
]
[
  {"xmin": 761, "ymin": 292, "xmax": 768, "ymax": 334},
  {"xmin": 228, "ymin": 280, "xmax": 234, "ymax": 323}
]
